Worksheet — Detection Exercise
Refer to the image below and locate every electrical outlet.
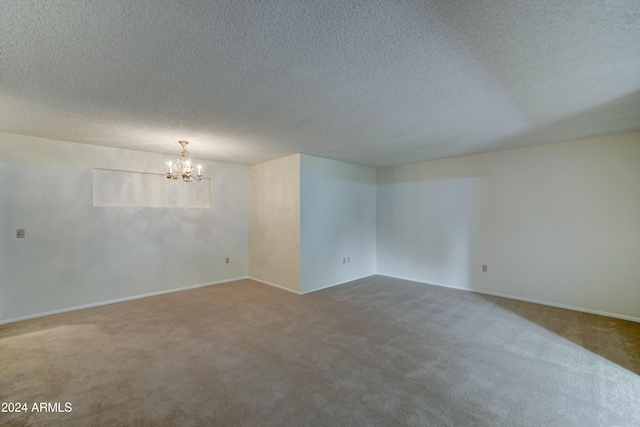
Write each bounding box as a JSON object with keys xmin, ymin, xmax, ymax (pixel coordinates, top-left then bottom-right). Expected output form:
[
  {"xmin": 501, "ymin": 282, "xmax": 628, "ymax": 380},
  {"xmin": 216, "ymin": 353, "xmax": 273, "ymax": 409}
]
[
  {"xmin": 226, "ymin": 257, "xmax": 230, "ymax": 264},
  {"xmin": 347, "ymin": 257, "xmax": 350, "ymax": 263},
  {"xmin": 343, "ymin": 258, "xmax": 346, "ymax": 264},
  {"xmin": 17, "ymin": 229, "xmax": 25, "ymax": 238},
  {"xmin": 482, "ymin": 265, "xmax": 487, "ymax": 272}
]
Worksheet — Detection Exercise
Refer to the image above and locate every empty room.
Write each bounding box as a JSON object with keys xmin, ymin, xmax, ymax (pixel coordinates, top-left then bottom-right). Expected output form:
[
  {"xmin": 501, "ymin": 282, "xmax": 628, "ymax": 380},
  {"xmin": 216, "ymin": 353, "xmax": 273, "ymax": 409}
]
[{"xmin": 1, "ymin": 1, "xmax": 639, "ymax": 426}]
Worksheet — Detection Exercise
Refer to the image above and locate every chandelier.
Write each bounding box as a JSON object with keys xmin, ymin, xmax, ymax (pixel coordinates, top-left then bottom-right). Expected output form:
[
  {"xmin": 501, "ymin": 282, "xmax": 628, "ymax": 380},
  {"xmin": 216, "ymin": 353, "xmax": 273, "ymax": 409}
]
[{"xmin": 166, "ymin": 141, "xmax": 203, "ymax": 182}]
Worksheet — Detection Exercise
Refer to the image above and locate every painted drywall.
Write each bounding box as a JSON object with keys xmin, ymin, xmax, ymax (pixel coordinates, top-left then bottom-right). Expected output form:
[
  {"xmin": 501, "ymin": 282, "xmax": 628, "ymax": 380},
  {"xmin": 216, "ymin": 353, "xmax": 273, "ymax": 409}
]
[
  {"xmin": 249, "ymin": 154, "xmax": 301, "ymax": 292},
  {"xmin": 0, "ymin": 133, "xmax": 248, "ymax": 323},
  {"xmin": 377, "ymin": 131, "xmax": 640, "ymax": 320},
  {"xmin": 93, "ymin": 169, "xmax": 210, "ymax": 208},
  {"xmin": 300, "ymin": 155, "xmax": 376, "ymax": 293}
]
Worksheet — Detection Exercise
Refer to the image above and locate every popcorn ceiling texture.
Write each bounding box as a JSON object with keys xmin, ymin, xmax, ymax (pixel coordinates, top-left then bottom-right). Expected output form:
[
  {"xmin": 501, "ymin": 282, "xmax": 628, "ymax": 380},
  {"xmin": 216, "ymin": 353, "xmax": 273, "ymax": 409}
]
[{"xmin": 0, "ymin": 0, "xmax": 639, "ymax": 167}]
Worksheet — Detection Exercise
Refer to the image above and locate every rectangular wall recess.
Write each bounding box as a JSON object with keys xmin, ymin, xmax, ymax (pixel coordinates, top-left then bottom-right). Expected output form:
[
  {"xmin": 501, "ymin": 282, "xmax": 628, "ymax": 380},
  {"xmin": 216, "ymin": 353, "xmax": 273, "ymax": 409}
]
[{"xmin": 93, "ymin": 169, "xmax": 210, "ymax": 208}]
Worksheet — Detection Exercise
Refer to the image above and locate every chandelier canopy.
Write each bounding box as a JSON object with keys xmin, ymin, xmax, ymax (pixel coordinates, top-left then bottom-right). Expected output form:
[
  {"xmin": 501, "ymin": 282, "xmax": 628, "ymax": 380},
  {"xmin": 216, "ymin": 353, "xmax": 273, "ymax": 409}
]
[{"xmin": 166, "ymin": 141, "xmax": 202, "ymax": 182}]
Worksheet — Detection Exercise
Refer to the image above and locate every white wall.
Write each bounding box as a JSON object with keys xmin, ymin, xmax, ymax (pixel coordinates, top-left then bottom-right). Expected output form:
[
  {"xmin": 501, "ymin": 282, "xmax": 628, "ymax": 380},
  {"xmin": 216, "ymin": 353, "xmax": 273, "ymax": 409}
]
[
  {"xmin": 378, "ymin": 132, "xmax": 640, "ymax": 320},
  {"xmin": 93, "ymin": 169, "xmax": 211, "ymax": 208},
  {"xmin": 0, "ymin": 133, "xmax": 248, "ymax": 323},
  {"xmin": 300, "ymin": 155, "xmax": 376, "ymax": 293},
  {"xmin": 249, "ymin": 154, "xmax": 301, "ymax": 292}
]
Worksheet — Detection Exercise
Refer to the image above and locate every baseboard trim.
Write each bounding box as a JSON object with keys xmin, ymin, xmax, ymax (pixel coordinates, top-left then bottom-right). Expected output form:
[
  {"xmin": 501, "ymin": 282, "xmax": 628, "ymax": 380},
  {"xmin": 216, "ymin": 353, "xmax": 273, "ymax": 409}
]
[
  {"xmin": 0, "ymin": 276, "xmax": 249, "ymax": 326},
  {"xmin": 475, "ymin": 289, "xmax": 640, "ymax": 324},
  {"xmin": 377, "ymin": 272, "xmax": 457, "ymax": 292},
  {"xmin": 376, "ymin": 273, "xmax": 640, "ymax": 324},
  {"xmin": 248, "ymin": 277, "xmax": 301, "ymax": 295},
  {"xmin": 301, "ymin": 273, "xmax": 377, "ymax": 294},
  {"xmin": 248, "ymin": 274, "xmax": 377, "ymax": 295}
]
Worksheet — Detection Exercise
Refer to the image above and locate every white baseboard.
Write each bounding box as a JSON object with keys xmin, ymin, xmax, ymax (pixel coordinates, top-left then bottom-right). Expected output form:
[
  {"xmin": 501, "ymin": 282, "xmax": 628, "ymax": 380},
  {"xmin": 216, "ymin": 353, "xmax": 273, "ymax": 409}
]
[
  {"xmin": 0, "ymin": 276, "xmax": 249, "ymax": 326},
  {"xmin": 301, "ymin": 273, "xmax": 377, "ymax": 294},
  {"xmin": 7, "ymin": 273, "xmax": 635, "ymax": 325},
  {"xmin": 376, "ymin": 273, "xmax": 640, "ymax": 324},
  {"xmin": 249, "ymin": 274, "xmax": 377, "ymax": 295},
  {"xmin": 248, "ymin": 277, "xmax": 301, "ymax": 295},
  {"xmin": 474, "ymin": 289, "xmax": 640, "ymax": 323},
  {"xmin": 377, "ymin": 272, "xmax": 460, "ymax": 292}
]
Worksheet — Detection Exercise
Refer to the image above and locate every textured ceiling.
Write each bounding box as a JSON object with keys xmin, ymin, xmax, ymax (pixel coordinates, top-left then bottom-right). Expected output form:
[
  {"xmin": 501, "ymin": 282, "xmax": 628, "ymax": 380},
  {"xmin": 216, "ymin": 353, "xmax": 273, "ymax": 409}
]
[{"xmin": 1, "ymin": 0, "xmax": 639, "ymax": 167}]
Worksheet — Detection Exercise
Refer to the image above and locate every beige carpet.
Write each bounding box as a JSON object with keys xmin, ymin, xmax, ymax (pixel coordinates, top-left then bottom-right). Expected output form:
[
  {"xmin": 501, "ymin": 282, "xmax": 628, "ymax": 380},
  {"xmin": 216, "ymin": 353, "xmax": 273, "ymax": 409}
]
[{"xmin": 1, "ymin": 276, "xmax": 639, "ymax": 426}]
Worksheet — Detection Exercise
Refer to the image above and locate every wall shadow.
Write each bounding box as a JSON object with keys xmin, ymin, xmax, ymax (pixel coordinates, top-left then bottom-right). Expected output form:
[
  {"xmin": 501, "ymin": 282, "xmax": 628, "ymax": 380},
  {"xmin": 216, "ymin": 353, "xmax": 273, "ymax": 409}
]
[{"xmin": 478, "ymin": 293, "xmax": 640, "ymax": 375}]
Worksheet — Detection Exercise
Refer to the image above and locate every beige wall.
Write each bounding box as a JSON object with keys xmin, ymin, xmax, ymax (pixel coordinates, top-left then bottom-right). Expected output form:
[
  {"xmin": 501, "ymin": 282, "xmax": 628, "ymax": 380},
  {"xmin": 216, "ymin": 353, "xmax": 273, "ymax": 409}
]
[
  {"xmin": 249, "ymin": 154, "xmax": 301, "ymax": 292},
  {"xmin": 378, "ymin": 131, "xmax": 640, "ymax": 321}
]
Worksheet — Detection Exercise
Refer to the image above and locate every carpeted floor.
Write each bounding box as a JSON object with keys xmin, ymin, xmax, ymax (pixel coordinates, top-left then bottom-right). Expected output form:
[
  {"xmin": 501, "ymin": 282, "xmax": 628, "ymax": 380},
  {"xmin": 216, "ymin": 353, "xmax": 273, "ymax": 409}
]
[{"xmin": 1, "ymin": 276, "xmax": 639, "ymax": 426}]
